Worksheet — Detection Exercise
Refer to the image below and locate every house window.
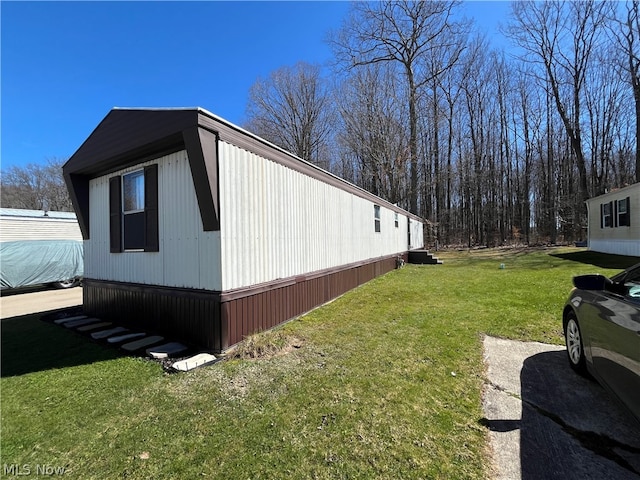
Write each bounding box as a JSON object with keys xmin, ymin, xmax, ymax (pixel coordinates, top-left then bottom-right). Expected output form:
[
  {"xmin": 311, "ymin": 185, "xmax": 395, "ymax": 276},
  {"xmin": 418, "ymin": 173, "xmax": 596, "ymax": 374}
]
[
  {"xmin": 601, "ymin": 202, "xmax": 612, "ymax": 228},
  {"xmin": 109, "ymin": 164, "xmax": 159, "ymax": 253},
  {"xmin": 394, "ymin": 212, "xmax": 399, "ymax": 228},
  {"xmin": 123, "ymin": 170, "xmax": 145, "ymax": 213},
  {"xmin": 123, "ymin": 170, "xmax": 146, "ymax": 250},
  {"xmin": 374, "ymin": 205, "xmax": 381, "ymax": 233},
  {"xmin": 618, "ymin": 197, "xmax": 631, "ymax": 227}
]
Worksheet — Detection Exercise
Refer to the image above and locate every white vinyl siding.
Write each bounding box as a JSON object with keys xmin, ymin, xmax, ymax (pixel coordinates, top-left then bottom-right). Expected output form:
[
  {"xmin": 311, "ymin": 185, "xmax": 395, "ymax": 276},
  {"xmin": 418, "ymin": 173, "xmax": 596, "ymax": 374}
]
[
  {"xmin": 85, "ymin": 143, "xmax": 424, "ymax": 292},
  {"xmin": 0, "ymin": 215, "xmax": 82, "ymax": 242},
  {"xmin": 218, "ymin": 141, "xmax": 422, "ymax": 291},
  {"xmin": 586, "ymin": 183, "xmax": 640, "ymax": 257},
  {"xmin": 85, "ymin": 150, "xmax": 222, "ymax": 290}
]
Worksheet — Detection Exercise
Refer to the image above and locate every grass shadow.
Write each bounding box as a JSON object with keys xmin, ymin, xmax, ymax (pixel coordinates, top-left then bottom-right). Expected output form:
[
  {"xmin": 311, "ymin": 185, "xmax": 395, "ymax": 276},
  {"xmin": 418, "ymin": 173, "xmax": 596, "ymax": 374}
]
[
  {"xmin": 549, "ymin": 251, "xmax": 639, "ymax": 270},
  {"xmin": 1, "ymin": 310, "xmax": 122, "ymax": 378}
]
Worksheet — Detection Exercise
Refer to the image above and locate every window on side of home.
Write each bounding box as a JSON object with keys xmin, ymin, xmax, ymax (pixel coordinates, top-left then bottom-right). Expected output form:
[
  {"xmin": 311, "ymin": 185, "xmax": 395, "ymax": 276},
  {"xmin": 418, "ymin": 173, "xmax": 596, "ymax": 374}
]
[
  {"xmin": 617, "ymin": 197, "xmax": 631, "ymax": 227},
  {"xmin": 109, "ymin": 164, "xmax": 159, "ymax": 253},
  {"xmin": 601, "ymin": 202, "xmax": 612, "ymax": 228},
  {"xmin": 394, "ymin": 212, "xmax": 399, "ymax": 228},
  {"xmin": 374, "ymin": 205, "xmax": 381, "ymax": 233},
  {"xmin": 123, "ymin": 170, "xmax": 146, "ymax": 250}
]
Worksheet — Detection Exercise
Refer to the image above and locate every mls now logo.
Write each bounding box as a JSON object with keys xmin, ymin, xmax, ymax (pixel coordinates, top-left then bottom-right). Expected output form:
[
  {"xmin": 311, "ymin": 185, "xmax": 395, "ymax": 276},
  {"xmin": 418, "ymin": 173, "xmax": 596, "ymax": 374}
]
[{"xmin": 3, "ymin": 463, "xmax": 67, "ymax": 476}]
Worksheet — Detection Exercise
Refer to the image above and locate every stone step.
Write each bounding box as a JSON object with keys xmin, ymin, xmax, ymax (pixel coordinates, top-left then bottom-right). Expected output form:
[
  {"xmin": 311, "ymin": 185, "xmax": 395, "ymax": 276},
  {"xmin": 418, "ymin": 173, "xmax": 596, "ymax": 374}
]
[
  {"xmin": 107, "ymin": 332, "xmax": 146, "ymax": 344},
  {"xmin": 64, "ymin": 317, "xmax": 101, "ymax": 328},
  {"xmin": 147, "ymin": 342, "xmax": 188, "ymax": 359},
  {"xmin": 77, "ymin": 321, "xmax": 113, "ymax": 332},
  {"xmin": 172, "ymin": 353, "xmax": 217, "ymax": 372},
  {"xmin": 121, "ymin": 335, "xmax": 165, "ymax": 352},
  {"xmin": 91, "ymin": 327, "xmax": 129, "ymax": 340},
  {"xmin": 54, "ymin": 315, "xmax": 88, "ymax": 325}
]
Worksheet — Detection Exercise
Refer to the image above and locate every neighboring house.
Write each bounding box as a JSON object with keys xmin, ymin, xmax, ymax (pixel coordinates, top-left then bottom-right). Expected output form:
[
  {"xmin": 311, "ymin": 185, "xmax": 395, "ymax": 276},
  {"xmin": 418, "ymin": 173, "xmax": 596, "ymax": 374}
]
[
  {"xmin": 0, "ymin": 208, "xmax": 82, "ymax": 242},
  {"xmin": 586, "ymin": 183, "xmax": 640, "ymax": 257},
  {"xmin": 63, "ymin": 107, "xmax": 424, "ymax": 352}
]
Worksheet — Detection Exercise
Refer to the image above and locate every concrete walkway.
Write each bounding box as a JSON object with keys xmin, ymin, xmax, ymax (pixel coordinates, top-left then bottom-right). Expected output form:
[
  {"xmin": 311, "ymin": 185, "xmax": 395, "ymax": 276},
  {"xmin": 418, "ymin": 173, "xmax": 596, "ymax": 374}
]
[
  {"xmin": 0, "ymin": 287, "xmax": 82, "ymax": 319},
  {"xmin": 483, "ymin": 336, "xmax": 640, "ymax": 480}
]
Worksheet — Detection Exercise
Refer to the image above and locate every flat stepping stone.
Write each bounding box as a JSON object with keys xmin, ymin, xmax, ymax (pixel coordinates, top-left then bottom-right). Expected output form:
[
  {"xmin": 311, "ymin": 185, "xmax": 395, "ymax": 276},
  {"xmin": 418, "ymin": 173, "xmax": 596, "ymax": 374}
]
[
  {"xmin": 107, "ymin": 332, "xmax": 146, "ymax": 344},
  {"xmin": 91, "ymin": 327, "xmax": 128, "ymax": 340},
  {"xmin": 54, "ymin": 315, "xmax": 88, "ymax": 325},
  {"xmin": 64, "ymin": 317, "xmax": 101, "ymax": 328},
  {"xmin": 146, "ymin": 342, "xmax": 188, "ymax": 359},
  {"xmin": 172, "ymin": 353, "xmax": 216, "ymax": 372},
  {"xmin": 77, "ymin": 321, "xmax": 113, "ymax": 332},
  {"xmin": 121, "ymin": 335, "xmax": 165, "ymax": 352}
]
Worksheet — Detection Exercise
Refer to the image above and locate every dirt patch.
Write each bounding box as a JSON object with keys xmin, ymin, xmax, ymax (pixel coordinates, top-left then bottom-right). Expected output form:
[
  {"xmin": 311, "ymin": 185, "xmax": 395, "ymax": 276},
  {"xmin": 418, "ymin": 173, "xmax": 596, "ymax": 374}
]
[{"xmin": 228, "ymin": 330, "xmax": 305, "ymax": 360}]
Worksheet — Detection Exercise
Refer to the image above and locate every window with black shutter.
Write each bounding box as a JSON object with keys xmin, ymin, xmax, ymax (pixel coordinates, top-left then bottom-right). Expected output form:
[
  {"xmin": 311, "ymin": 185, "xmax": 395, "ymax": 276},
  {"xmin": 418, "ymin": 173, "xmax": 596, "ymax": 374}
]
[
  {"xmin": 601, "ymin": 202, "xmax": 613, "ymax": 228},
  {"xmin": 109, "ymin": 164, "xmax": 159, "ymax": 252},
  {"xmin": 618, "ymin": 197, "xmax": 631, "ymax": 227}
]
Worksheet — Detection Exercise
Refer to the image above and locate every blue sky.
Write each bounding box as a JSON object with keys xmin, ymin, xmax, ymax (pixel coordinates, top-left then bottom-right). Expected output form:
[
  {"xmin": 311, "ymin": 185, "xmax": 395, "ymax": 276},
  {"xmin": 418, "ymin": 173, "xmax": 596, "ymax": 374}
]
[{"xmin": 1, "ymin": 1, "xmax": 511, "ymax": 170}]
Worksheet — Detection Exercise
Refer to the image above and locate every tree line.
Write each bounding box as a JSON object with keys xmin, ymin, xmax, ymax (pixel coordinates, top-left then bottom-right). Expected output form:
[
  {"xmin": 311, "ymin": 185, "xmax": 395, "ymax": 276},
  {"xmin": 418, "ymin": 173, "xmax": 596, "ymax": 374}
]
[
  {"xmin": 246, "ymin": 0, "xmax": 640, "ymax": 247},
  {"xmin": 1, "ymin": 158, "xmax": 73, "ymax": 212},
  {"xmin": 3, "ymin": 1, "xmax": 638, "ymax": 249}
]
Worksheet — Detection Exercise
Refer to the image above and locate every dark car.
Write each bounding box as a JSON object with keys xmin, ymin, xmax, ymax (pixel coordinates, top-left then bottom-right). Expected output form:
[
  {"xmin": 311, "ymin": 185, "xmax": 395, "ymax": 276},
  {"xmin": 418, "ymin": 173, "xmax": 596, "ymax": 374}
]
[{"xmin": 563, "ymin": 263, "xmax": 640, "ymax": 423}]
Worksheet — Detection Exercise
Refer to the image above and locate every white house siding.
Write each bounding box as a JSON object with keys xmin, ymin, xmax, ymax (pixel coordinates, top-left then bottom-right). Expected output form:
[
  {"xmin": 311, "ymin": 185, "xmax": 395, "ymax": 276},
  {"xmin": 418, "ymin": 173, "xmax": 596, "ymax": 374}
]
[
  {"xmin": 586, "ymin": 184, "xmax": 640, "ymax": 257},
  {"xmin": 218, "ymin": 141, "xmax": 422, "ymax": 291},
  {"xmin": 86, "ymin": 150, "xmax": 222, "ymax": 290},
  {"xmin": 0, "ymin": 211, "xmax": 82, "ymax": 242},
  {"xmin": 587, "ymin": 239, "xmax": 640, "ymax": 257},
  {"xmin": 408, "ymin": 218, "xmax": 422, "ymax": 250}
]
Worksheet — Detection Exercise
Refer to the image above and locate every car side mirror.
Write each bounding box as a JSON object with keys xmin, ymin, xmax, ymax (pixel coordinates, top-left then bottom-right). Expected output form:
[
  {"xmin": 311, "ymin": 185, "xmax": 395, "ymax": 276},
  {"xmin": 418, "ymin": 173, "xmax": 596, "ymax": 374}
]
[{"xmin": 573, "ymin": 274, "xmax": 611, "ymax": 291}]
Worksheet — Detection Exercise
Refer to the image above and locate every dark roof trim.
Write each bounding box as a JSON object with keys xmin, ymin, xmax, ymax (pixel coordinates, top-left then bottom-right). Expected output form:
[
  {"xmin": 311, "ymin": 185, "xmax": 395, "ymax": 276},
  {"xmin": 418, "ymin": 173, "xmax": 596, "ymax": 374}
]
[
  {"xmin": 182, "ymin": 126, "xmax": 220, "ymax": 231},
  {"xmin": 64, "ymin": 107, "xmax": 422, "ymax": 239}
]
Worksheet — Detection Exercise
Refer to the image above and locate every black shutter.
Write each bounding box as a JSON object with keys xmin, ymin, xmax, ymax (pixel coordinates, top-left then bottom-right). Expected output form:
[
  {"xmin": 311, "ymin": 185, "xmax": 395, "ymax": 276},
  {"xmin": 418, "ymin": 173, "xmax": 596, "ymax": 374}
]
[
  {"xmin": 109, "ymin": 176, "xmax": 122, "ymax": 253},
  {"xmin": 610, "ymin": 201, "xmax": 615, "ymax": 228},
  {"xmin": 144, "ymin": 164, "xmax": 159, "ymax": 252},
  {"xmin": 626, "ymin": 196, "xmax": 631, "ymax": 226},
  {"xmin": 600, "ymin": 203, "xmax": 604, "ymax": 229}
]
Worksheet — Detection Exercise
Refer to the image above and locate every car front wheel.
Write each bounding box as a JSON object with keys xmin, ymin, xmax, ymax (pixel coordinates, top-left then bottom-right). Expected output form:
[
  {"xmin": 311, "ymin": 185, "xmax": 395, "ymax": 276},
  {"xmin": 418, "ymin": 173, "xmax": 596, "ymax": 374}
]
[{"xmin": 565, "ymin": 312, "xmax": 587, "ymax": 375}]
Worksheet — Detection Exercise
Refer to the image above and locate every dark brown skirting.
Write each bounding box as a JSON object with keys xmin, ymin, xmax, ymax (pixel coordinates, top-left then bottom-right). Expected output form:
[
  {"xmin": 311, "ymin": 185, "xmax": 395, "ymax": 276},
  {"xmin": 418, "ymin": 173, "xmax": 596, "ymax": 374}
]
[{"xmin": 83, "ymin": 253, "xmax": 408, "ymax": 353}]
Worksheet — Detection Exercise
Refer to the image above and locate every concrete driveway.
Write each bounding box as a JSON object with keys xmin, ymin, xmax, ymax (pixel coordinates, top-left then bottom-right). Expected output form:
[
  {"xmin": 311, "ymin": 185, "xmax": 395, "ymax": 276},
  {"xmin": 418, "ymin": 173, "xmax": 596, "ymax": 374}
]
[
  {"xmin": 483, "ymin": 336, "xmax": 640, "ymax": 480},
  {"xmin": 0, "ymin": 286, "xmax": 82, "ymax": 319}
]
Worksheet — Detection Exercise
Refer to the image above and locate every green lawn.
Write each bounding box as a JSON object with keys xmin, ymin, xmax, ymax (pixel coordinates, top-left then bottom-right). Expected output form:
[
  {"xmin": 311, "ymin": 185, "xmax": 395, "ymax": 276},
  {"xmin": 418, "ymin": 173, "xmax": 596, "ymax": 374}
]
[{"xmin": 2, "ymin": 247, "xmax": 637, "ymax": 479}]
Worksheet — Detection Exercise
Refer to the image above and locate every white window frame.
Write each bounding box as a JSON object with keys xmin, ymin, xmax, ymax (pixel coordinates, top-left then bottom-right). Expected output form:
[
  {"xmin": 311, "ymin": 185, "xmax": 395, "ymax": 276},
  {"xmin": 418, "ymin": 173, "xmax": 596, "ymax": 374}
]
[
  {"xmin": 374, "ymin": 205, "xmax": 381, "ymax": 233},
  {"xmin": 602, "ymin": 202, "xmax": 612, "ymax": 228},
  {"xmin": 122, "ymin": 169, "xmax": 145, "ymax": 251},
  {"xmin": 617, "ymin": 198, "xmax": 629, "ymax": 227},
  {"xmin": 123, "ymin": 169, "xmax": 145, "ymax": 214}
]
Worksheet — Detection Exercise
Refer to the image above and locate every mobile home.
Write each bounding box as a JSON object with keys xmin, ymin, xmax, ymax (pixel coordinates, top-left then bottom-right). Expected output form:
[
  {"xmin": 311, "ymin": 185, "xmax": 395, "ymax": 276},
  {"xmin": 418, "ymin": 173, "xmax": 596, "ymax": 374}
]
[
  {"xmin": 585, "ymin": 183, "xmax": 639, "ymax": 257},
  {"xmin": 63, "ymin": 108, "xmax": 424, "ymax": 352},
  {"xmin": 0, "ymin": 208, "xmax": 82, "ymax": 242}
]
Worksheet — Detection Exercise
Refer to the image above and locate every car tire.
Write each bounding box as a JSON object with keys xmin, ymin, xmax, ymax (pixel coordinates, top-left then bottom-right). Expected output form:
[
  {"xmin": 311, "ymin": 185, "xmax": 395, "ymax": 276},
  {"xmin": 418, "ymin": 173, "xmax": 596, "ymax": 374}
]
[
  {"xmin": 565, "ymin": 312, "xmax": 587, "ymax": 375},
  {"xmin": 52, "ymin": 278, "xmax": 78, "ymax": 289}
]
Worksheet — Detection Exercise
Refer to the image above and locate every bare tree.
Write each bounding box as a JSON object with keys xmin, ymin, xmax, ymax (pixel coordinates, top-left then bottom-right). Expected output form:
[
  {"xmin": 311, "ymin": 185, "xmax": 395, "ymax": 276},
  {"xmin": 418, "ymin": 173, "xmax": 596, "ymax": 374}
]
[
  {"xmin": 331, "ymin": 0, "xmax": 464, "ymax": 214},
  {"xmin": 245, "ymin": 62, "xmax": 335, "ymax": 170},
  {"xmin": 337, "ymin": 64, "xmax": 409, "ymax": 205},
  {"xmin": 1, "ymin": 158, "xmax": 73, "ymax": 211},
  {"xmin": 507, "ymin": 0, "xmax": 611, "ymax": 210},
  {"xmin": 609, "ymin": 1, "xmax": 640, "ymax": 182}
]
